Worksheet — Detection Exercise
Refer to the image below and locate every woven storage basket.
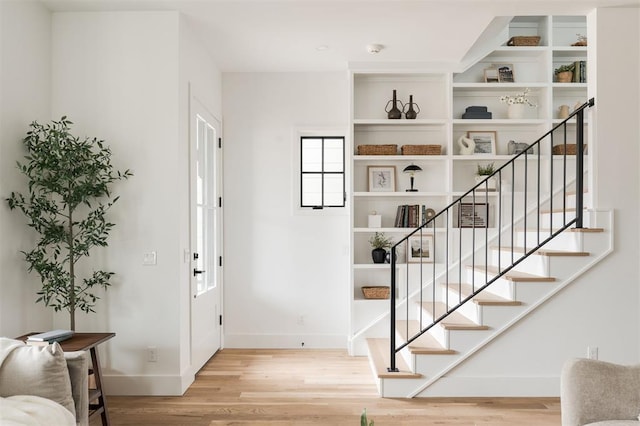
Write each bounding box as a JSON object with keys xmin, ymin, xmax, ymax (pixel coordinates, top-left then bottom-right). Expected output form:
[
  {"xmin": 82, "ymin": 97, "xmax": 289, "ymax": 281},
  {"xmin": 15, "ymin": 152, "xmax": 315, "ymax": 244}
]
[
  {"xmin": 401, "ymin": 144, "xmax": 441, "ymax": 155},
  {"xmin": 552, "ymin": 144, "xmax": 588, "ymax": 155},
  {"xmin": 507, "ymin": 36, "xmax": 541, "ymax": 46},
  {"xmin": 357, "ymin": 144, "xmax": 397, "ymax": 155},
  {"xmin": 361, "ymin": 286, "xmax": 390, "ymax": 299}
]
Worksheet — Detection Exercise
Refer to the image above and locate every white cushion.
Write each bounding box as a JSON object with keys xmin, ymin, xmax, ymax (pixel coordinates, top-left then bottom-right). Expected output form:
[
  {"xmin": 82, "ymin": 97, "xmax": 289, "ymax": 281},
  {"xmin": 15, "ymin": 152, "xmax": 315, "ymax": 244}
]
[
  {"xmin": 587, "ymin": 422, "xmax": 640, "ymax": 426},
  {"xmin": 0, "ymin": 395, "xmax": 75, "ymax": 426},
  {"xmin": 0, "ymin": 338, "xmax": 75, "ymax": 416}
]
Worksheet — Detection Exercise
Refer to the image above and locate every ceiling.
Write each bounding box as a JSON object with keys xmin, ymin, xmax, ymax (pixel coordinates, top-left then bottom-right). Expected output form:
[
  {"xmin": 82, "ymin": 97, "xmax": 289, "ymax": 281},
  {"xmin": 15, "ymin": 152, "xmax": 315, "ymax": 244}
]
[{"xmin": 41, "ymin": 0, "xmax": 640, "ymax": 72}]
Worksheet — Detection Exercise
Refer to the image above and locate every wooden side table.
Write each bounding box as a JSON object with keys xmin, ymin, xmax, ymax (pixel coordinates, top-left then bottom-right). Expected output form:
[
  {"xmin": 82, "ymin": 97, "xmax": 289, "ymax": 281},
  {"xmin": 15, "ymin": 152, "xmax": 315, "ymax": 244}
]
[{"xmin": 17, "ymin": 332, "xmax": 115, "ymax": 426}]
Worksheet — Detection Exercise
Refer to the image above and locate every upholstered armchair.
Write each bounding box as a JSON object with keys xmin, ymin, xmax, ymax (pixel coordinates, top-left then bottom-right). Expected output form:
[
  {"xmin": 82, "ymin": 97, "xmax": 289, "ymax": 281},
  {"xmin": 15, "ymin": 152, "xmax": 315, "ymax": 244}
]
[{"xmin": 561, "ymin": 358, "xmax": 640, "ymax": 426}]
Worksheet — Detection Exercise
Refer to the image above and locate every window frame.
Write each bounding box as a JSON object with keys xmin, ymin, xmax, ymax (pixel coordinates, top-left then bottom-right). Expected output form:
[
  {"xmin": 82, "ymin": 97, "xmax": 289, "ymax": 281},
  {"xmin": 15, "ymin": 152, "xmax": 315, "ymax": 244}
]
[{"xmin": 299, "ymin": 135, "xmax": 346, "ymax": 209}]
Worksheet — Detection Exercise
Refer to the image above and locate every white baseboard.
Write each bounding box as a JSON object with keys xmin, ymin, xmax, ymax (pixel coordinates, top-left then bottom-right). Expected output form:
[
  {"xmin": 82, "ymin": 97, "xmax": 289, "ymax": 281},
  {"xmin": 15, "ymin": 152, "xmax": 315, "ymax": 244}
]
[
  {"xmin": 103, "ymin": 371, "xmax": 194, "ymax": 396},
  {"xmin": 223, "ymin": 333, "xmax": 348, "ymax": 349},
  {"xmin": 415, "ymin": 376, "xmax": 559, "ymax": 397}
]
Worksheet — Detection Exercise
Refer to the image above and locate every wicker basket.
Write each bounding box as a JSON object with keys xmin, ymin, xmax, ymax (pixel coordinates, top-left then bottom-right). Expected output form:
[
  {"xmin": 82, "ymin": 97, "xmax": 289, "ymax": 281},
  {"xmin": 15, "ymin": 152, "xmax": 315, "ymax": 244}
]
[
  {"xmin": 362, "ymin": 286, "xmax": 390, "ymax": 299},
  {"xmin": 507, "ymin": 36, "xmax": 541, "ymax": 46},
  {"xmin": 552, "ymin": 144, "xmax": 588, "ymax": 155},
  {"xmin": 357, "ymin": 144, "xmax": 397, "ymax": 155},
  {"xmin": 401, "ymin": 144, "xmax": 442, "ymax": 155}
]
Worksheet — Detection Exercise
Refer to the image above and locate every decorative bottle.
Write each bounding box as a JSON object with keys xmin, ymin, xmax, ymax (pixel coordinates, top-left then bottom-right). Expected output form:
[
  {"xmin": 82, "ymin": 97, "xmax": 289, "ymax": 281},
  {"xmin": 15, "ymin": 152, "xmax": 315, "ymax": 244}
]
[
  {"xmin": 385, "ymin": 90, "xmax": 403, "ymax": 119},
  {"xmin": 403, "ymin": 95, "xmax": 420, "ymax": 119}
]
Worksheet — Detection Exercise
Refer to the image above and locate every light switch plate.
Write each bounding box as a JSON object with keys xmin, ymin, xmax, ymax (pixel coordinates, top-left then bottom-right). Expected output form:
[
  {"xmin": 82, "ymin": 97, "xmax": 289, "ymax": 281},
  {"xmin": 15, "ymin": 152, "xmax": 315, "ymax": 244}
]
[{"xmin": 143, "ymin": 251, "xmax": 157, "ymax": 265}]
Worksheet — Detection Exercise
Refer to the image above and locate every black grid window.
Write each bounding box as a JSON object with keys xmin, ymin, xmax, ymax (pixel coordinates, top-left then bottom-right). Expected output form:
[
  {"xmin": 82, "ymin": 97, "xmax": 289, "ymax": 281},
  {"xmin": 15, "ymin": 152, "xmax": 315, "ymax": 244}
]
[{"xmin": 300, "ymin": 136, "xmax": 345, "ymax": 208}]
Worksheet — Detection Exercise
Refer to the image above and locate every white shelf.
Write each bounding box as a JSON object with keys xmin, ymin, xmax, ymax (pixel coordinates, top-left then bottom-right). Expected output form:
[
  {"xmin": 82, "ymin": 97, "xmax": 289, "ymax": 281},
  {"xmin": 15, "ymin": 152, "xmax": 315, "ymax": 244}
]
[
  {"xmin": 353, "ymin": 191, "xmax": 449, "ymax": 198},
  {"xmin": 452, "ymin": 119, "xmax": 547, "ymax": 125},
  {"xmin": 452, "ymin": 82, "xmax": 548, "ymax": 90},
  {"xmin": 353, "ymin": 263, "xmax": 402, "ymax": 270},
  {"xmin": 353, "ymin": 118, "xmax": 448, "ymax": 125},
  {"xmin": 353, "ymin": 227, "xmax": 446, "ymax": 233},
  {"xmin": 354, "ymin": 155, "xmax": 447, "ymax": 161},
  {"xmin": 452, "ymin": 155, "xmax": 540, "ymax": 161}
]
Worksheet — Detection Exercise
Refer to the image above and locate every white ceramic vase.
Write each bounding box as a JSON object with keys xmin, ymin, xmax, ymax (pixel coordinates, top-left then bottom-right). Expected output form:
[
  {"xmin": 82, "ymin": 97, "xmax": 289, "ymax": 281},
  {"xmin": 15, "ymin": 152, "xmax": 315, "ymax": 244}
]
[{"xmin": 507, "ymin": 103, "xmax": 525, "ymax": 119}]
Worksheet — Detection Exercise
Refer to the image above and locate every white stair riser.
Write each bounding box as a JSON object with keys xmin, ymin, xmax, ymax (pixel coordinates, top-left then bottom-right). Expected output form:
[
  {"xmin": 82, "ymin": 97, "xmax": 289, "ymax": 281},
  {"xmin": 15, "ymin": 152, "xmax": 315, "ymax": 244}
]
[
  {"xmin": 567, "ymin": 192, "xmax": 591, "ymax": 207},
  {"xmin": 516, "ymin": 230, "xmax": 583, "ymax": 251},
  {"xmin": 444, "ymin": 288, "xmax": 481, "ymax": 323},
  {"xmin": 461, "ymin": 273, "xmax": 515, "ymax": 299},
  {"xmin": 414, "ymin": 305, "xmax": 450, "ymax": 348},
  {"xmin": 492, "ymin": 250, "xmax": 550, "ymax": 276}
]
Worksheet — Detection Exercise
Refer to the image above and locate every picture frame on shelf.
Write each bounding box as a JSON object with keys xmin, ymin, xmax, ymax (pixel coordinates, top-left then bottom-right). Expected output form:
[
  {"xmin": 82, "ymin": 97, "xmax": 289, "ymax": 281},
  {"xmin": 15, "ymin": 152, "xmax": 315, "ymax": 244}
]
[
  {"xmin": 458, "ymin": 203, "xmax": 489, "ymax": 228},
  {"xmin": 467, "ymin": 131, "xmax": 497, "ymax": 155},
  {"xmin": 494, "ymin": 64, "xmax": 515, "ymax": 82},
  {"xmin": 483, "ymin": 68, "xmax": 499, "ymax": 83},
  {"xmin": 407, "ymin": 234, "xmax": 434, "ymax": 263},
  {"xmin": 368, "ymin": 165, "xmax": 396, "ymax": 192}
]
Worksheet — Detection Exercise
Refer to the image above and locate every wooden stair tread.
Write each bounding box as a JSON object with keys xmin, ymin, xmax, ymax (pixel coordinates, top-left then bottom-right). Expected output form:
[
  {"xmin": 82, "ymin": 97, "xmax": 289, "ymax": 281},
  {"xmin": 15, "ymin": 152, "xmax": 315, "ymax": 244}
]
[
  {"xmin": 366, "ymin": 338, "xmax": 421, "ymax": 379},
  {"xmin": 446, "ymin": 283, "xmax": 522, "ymax": 306},
  {"xmin": 490, "ymin": 246, "xmax": 589, "ymax": 256},
  {"xmin": 519, "ymin": 227, "xmax": 604, "ymax": 233},
  {"xmin": 419, "ymin": 302, "xmax": 489, "ymax": 330},
  {"xmin": 468, "ymin": 265, "xmax": 556, "ymax": 282},
  {"xmin": 396, "ymin": 320, "xmax": 457, "ymax": 355}
]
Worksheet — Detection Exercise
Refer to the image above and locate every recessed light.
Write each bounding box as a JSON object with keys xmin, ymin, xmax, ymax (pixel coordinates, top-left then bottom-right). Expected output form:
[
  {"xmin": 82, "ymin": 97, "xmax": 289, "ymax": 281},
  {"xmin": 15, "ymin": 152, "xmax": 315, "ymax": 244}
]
[{"xmin": 316, "ymin": 45, "xmax": 330, "ymax": 51}]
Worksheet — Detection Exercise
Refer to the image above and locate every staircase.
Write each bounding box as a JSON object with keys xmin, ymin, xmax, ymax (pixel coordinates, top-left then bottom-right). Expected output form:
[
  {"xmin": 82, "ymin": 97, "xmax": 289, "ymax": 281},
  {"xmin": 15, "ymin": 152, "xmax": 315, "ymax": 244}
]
[{"xmin": 359, "ymin": 99, "xmax": 614, "ymax": 397}]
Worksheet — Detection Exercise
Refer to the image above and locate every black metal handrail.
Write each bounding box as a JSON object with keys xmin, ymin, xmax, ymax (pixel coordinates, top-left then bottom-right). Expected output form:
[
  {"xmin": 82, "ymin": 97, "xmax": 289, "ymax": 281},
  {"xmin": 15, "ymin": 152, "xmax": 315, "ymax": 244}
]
[{"xmin": 388, "ymin": 98, "xmax": 594, "ymax": 372}]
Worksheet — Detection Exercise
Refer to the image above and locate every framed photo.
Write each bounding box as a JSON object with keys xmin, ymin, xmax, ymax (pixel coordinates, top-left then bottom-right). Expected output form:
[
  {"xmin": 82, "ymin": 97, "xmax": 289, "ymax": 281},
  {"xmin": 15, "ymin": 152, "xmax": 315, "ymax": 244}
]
[
  {"xmin": 407, "ymin": 234, "xmax": 434, "ymax": 263},
  {"xmin": 467, "ymin": 131, "xmax": 497, "ymax": 155},
  {"xmin": 483, "ymin": 67, "xmax": 499, "ymax": 83},
  {"xmin": 458, "ymin": 203, "xmax": 489, "ymax": 228},
  {"xmin": 494, "ymin": 63, "xmax": 515, "ymax": 83},
  {"xmin": 368, "ymin": 166, "xmax": 396, "ymax": 192}
]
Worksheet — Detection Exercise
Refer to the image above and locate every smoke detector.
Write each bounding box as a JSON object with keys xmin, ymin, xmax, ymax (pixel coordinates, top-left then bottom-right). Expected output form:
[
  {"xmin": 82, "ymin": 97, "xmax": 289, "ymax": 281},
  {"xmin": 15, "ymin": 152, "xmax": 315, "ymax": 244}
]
[{"xmin": 366, "ymin": 44, "xmax": 384, "ymax": 54}]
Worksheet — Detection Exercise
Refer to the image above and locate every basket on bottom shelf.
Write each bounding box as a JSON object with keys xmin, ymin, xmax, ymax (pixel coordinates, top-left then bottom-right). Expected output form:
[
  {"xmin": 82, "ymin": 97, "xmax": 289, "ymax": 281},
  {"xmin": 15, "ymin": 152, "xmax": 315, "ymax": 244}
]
[
  {"xmin": 552, "ymin": 144, "xmax": 588, "ymax": 155},
  {"xmin": 361, "ymin": 286, "xmax": 390, "ymax": 299}
]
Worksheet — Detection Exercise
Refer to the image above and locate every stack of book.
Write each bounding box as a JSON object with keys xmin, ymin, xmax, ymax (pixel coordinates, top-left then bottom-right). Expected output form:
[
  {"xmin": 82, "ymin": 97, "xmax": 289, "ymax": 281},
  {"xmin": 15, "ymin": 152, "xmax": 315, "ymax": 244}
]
[
  {"xmin": 573, "ymin": 61, "xmax": 587, "ymax": 83},
  {"xmin": 394, "ymin": 204, "xmax": 429, "ymax": 228},
  {"xmin": 26, "ymin": 329, "xmax": 74, "ymax": 346}
]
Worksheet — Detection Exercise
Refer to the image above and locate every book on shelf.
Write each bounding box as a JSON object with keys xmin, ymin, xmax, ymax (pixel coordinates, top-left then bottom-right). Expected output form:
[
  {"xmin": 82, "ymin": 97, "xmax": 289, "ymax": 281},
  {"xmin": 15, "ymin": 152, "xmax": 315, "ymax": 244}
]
[
  {"xmin": 26, "ymin": 329, "xmax": 74, "ymax": 343},
  {"xmin": 394, "ymin": 204, "xmax": 429, "ymax": 228},
  {"xmin": 572, "ymin": 61, "xmax": 587, "ymax": 83}
]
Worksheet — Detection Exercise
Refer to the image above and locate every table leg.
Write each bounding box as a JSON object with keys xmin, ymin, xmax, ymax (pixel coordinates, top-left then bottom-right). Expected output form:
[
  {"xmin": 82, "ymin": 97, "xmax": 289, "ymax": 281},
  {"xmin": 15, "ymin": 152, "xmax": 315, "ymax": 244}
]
[{"xmin": 89, "ymin": 347, "xmax": 110, "ymax": 426}]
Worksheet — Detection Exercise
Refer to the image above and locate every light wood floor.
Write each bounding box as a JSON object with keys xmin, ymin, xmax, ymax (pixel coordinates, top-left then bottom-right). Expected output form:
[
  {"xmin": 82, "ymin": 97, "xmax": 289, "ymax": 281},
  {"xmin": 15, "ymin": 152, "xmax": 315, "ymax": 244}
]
[{"xmin": 95, "ymin": 349, "xmax": 560, "ymax": 425}]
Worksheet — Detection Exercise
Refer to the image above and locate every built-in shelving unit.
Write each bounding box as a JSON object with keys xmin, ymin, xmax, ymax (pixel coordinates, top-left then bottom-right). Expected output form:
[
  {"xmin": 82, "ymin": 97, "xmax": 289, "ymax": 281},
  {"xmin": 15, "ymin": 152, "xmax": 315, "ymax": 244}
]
[{"xmin": 349, "ymin": 15, "xmax": 589, "ymax": 353}]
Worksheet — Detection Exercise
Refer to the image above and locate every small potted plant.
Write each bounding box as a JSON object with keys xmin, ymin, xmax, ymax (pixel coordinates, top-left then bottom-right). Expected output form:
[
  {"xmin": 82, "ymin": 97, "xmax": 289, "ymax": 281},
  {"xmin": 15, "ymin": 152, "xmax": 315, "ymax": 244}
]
[
  {"xmin": 368, "ymin": 232, "xmax": 393, "ymax": 264},
  {"xmin": 555, "ymin": 63, "xmax": 575, "ymax": 83},
  {"xmin": 475, "ymin": 162, "xmax": 497, "ymax": 191}
]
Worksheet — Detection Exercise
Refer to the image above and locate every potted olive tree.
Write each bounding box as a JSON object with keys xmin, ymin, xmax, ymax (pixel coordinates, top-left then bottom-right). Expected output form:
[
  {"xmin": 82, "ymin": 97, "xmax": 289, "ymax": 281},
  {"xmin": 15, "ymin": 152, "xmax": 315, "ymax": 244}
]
[{"xmin": 7, "ymin": 117, "xmax": 132, "ymax": 330}]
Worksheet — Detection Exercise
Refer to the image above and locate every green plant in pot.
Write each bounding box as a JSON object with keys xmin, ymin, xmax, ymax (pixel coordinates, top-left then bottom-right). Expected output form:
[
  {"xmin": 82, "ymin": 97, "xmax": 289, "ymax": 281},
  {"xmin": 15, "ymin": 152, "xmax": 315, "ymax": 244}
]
[
  {"xmin": 368, "ymin": 232, "xmax": 392, "ymax": 264},
  {"xmin": 555, "ymin": 63, "xmax": 575, "ymax": 83},
  {"xmin": 6, "ymin": 117, "xmax": 132, "ymax": 330},
  {"xmin": 475, "ymin": 162, "xmax": 497, "ymax": 191}
]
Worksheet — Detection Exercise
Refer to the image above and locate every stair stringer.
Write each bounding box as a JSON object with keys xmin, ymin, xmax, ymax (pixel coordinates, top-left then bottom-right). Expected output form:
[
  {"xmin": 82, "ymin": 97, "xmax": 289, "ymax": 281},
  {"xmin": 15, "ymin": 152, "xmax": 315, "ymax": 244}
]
[{"xmin": 379, "ymin": 209, "xmax": 613, "ymax": 398}]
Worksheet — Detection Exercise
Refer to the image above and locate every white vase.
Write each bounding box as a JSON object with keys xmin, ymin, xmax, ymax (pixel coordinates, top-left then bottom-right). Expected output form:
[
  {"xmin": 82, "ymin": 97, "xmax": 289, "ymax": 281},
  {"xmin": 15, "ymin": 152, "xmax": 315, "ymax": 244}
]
[{"xmin": 507, "ymin": 103, "xmax": 525, "ymax": 119}]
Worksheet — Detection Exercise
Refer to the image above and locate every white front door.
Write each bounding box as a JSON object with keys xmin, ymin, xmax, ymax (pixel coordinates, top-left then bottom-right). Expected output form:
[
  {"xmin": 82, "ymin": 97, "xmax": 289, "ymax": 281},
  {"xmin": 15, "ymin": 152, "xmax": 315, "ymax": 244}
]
[{"xmin": 190, "ymin": 97, "xmax": 222, "ymax": 372}]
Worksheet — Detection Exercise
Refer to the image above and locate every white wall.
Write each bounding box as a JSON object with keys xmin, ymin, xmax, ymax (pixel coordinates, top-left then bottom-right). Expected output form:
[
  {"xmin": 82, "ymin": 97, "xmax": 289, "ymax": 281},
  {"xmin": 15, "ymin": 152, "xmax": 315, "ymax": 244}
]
[
  {"xmin": 51, "ymin": 11, "xmax": 187, "ymax": 395},
  {"xmin": 0, "ymin": 0, "xmax": 53, "ymax": 336},
  {"xmin": 222, "ymin": 72, "xmax": 350, "ymax": 348}
]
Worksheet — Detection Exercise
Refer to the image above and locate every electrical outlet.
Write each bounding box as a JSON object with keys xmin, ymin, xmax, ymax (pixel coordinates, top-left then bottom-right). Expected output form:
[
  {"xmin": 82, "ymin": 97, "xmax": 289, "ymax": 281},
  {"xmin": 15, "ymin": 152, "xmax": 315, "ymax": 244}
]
[
  {"xmin": 147, "ymin": 346, "xmax": 158, "ymax": 362},
  {"xmin": 587, "ymin": 346, "xmax": 598, "ymax": 360}
]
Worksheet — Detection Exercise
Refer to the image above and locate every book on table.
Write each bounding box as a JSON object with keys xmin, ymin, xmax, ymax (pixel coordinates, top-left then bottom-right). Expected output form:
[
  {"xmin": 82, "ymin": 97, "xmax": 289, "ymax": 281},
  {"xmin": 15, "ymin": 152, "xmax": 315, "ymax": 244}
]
[{"xmin": 26, "ymin": 329, "xmax": 74, "ymax": 343}]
